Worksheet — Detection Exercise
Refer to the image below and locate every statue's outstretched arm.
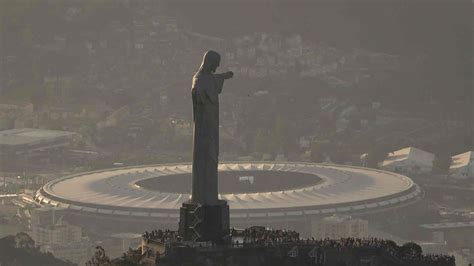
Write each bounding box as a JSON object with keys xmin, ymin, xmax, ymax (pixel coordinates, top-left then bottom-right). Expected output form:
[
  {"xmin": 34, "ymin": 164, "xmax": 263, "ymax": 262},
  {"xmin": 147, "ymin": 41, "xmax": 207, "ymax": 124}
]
[{"xmin": 213, "ymin": 71, "xmax": 234, "ymax": 94}]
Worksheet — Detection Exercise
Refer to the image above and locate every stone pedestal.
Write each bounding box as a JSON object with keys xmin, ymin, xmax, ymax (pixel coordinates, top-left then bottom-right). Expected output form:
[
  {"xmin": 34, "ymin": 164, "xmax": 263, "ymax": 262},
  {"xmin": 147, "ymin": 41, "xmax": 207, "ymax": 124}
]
[{"xmin": 179, "ymin": 200, "xmax": 230, "ymax": 243}]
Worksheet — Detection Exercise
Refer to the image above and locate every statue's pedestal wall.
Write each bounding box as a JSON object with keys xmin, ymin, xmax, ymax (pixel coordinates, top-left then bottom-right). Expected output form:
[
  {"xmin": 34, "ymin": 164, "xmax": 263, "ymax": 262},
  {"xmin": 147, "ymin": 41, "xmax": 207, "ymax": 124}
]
[{"xmin": 179, "ymin": 200, "xmax": 230, "ymax": 243}]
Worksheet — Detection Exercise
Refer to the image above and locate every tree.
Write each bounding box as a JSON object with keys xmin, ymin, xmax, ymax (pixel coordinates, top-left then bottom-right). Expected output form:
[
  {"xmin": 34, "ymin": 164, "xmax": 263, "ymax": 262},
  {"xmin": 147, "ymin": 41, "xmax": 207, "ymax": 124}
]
[
  {"xmin": 365, "ymin": 145, "xmax": 389, "ymax": 168},
  {"xmin": 86, "ymin": 246, "xmax": 111, "ymax": 266},
  {"xmin": 310, "ymin": 141, "xmax": 323, "ymax": 163},
  {"xmin": 0, "ymin": 233, "xmax": 73, "ymax": 266},
  {"xmin": 272, "ymin": 116, "xmax": 288, "ymax": 150},
  {"xmin": 432, "ymin": 154, "xmax": 452, "ymax": 175},
  {"xmin": 19, "ymin": 27, "xmax": 34, "ymax": 48},
  {"xmin": 254, "ymin": 129, "xmax": 269, "ymax": 154},
  {"xmin": 329, "ymin": 143, "xmax": 350, "ymax": 164},
  {"xmin": 112, "ymin": 248, "xmax": 143, "ymax": 266},
  {"xmin": 310, "ymin": 140, "xmax": 331, "ymax": 163},
  {"xmin": 399, "ymin": 242, "xmax": 422, "ymax": 260},
  {"xmin": 317, "ymin": 114, "xmax": 337, "ymax": 138}
]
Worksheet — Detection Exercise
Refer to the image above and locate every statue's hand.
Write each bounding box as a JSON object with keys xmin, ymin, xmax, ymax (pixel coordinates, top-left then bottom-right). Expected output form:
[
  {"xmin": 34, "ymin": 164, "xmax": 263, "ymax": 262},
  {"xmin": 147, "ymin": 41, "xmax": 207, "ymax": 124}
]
[{"xmin": 224, "ymin": 71, "xmax": 234, "ymax": 79}]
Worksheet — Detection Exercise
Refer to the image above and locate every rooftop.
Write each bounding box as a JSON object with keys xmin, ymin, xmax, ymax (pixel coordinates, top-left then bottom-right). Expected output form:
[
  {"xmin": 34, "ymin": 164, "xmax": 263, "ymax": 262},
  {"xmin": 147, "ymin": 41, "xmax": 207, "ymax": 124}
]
[
  {"xmin": 0, "ymin": 128, "xmax": 76, "ymax": 146},
  {"xmin": 420, "ymin": 221, "xmax": 474, "ymax": 230},
  {"xmin": 322, "ymin": 214, "xmax": 356, "ymax": 223},
  {"xmin": 450, "ymin": 151, "xmax": 474, "ymax": 170},
  {"xmin": 382, "ymin": 147, "xmax": 434, "ymax": 168}
]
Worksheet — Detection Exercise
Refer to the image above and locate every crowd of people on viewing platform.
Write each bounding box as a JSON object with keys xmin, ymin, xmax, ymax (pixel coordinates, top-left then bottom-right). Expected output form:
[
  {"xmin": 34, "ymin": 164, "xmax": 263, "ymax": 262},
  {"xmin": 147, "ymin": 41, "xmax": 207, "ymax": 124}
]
[
  {"xmin": 406, "ymin": 254, "xmax": 456, "ymax": 266},
  {"xmin": 142, "ymin": 229, "xmax": 180, "ymax": 244},
  {"xmin": 142, "ymin": 227, "xmax": 455, "ymax": 265},
  {"xmin": 230, "ymin": 228, "xmax": 455, "ymax": 266},
  {"xmin": 231, "ymin": 226, "xmax": 300, "ymax": 245}
]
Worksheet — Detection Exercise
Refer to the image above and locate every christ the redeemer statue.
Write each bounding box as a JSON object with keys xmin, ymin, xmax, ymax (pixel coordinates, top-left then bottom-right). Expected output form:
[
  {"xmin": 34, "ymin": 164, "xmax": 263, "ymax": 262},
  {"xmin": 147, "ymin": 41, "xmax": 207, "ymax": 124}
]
[
  {"xmin": 191, "ymin": 50, "xmax": 233, "ymax": 205},
  {"xmin": 179, "ymin": 50, "xmax": 233, "ymax": 243}
]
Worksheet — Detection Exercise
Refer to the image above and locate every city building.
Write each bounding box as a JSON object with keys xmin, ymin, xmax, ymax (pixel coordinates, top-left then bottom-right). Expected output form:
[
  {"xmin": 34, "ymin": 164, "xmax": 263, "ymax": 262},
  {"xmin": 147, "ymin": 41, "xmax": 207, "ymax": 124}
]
[
  {"xmin": 30, "ymin": 207, "xmax": 91, "ymax": 265},
  {"xmin": 381, "ymin": 147, "xmax": 435, "ymax": 175},
  {"xmin": 450, "ymin": 151, "xmax": 474, "ymax": 179},
  {"xmin": 420, "ymin": 221, "xmax": 474, "ymax": 250},
  {"xmin": 0, "ymin": 128, "xmax": 76, "ymax": 156},
  {"xmin": 417, "ymin": 242, "xmax": 448, "ymax": 255},
  {"xmin": 450, "ymin": 249, "xmax": 473, "ymax": 266},
  {"xmin": 311, "ymin": 215, "xmax": 368, "ymax": 239},
  {"xmin": 32, "ymin": 220, "xmax": 83, "ymax": 247}
]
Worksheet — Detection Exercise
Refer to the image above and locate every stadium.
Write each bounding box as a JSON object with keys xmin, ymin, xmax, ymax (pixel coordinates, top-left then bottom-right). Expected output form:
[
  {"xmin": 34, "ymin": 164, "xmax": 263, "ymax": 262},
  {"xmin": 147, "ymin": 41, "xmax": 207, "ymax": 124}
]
[{"xmin": 35, "ymin": 162, "xmax": 421, "ymax": 236}]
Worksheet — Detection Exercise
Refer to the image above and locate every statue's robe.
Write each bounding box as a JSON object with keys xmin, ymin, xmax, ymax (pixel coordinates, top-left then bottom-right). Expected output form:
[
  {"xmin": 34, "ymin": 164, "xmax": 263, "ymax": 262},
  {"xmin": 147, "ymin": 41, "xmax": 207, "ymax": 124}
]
[{"xmin": 191, "ymin": 71, "xmax": 228, "ymax": 205}]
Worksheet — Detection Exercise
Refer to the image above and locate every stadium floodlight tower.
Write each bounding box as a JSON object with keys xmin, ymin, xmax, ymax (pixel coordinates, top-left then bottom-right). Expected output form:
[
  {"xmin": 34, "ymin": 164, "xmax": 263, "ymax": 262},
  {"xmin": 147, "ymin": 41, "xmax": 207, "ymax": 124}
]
[{"xmin": 179, "ymin": 50, "xmax": 234, "ymax": 244}]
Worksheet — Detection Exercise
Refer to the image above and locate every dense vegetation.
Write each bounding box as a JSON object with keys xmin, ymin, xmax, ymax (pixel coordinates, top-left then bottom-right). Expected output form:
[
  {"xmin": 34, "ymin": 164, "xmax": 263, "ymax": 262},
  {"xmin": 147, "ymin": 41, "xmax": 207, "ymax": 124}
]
[{"xmin": 0, "ymin": 233, "xmax": 74, "ymax": 266}]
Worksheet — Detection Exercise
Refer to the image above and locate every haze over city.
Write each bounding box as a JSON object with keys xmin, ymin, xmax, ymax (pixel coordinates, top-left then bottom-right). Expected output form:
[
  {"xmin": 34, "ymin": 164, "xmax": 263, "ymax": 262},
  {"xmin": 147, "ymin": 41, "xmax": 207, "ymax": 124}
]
[{"xmin": 0, "ymin": 0, "xmax": 472, "ymax": 265}]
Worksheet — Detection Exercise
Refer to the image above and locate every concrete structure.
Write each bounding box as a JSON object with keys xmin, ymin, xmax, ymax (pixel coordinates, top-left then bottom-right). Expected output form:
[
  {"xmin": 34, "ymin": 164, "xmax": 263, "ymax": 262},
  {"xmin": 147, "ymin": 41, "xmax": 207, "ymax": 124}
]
[
  {"xmin": 420, "ymin": 221, "xmax": 474, "ymax": 250},
  {"xmin": 35, "ymin": 162, "xmax": 421, "ymax": 236},
  {"xmin": 450, "ymin": 151, "xmax": 474, "ymax": 179},
  {"xmin": 381, "ymin": 147, "xmax": 434, "ymax": 175},
  {"xmin": 311, "ymin": 215, "xmax": 368, "ymax": 239}
]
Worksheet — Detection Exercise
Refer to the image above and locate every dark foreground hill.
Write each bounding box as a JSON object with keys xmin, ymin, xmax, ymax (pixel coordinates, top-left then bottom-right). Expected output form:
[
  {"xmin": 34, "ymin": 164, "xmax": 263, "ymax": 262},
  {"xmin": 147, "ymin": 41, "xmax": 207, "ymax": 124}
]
[{"xmin": 0, "ymin": 233, "xmax": 74, "ymax": 266}]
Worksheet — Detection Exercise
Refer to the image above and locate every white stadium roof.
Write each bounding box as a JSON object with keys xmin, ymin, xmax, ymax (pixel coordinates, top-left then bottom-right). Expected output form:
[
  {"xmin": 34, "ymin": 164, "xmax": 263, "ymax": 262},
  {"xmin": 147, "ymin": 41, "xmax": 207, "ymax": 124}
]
[{"xmin": 36, "ymin": 162, "xmax": 421, "ymax": 219}]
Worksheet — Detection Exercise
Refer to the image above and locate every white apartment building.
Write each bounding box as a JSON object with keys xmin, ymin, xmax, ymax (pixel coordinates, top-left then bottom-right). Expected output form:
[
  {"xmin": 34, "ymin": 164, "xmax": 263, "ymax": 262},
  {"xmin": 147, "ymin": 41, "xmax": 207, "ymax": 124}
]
[{"xmin": 311, "ymin": 215, "xmax": 368, "ymax": 239}]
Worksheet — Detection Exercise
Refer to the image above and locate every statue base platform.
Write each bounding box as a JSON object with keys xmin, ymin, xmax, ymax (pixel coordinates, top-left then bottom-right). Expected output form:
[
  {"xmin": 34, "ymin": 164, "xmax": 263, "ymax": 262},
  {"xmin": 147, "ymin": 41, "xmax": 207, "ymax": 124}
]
[{"xmin": 178, "ymin": 200, "xmax": 230, "ymax": 243}]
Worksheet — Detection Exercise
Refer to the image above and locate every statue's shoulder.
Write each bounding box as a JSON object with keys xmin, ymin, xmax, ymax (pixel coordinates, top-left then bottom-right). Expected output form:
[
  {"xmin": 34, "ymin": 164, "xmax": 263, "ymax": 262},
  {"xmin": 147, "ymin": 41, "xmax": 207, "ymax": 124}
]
[
  {"xmin": 192, "ymin": 73, "xmax": 219, "ymax": 104},
  {"xmin": 192, "ymin": 73, "xmax": 213, "ymax": 86},
  {"xmin": 192, "ymin": 73, "xmax": 202, "ymax": 88}
]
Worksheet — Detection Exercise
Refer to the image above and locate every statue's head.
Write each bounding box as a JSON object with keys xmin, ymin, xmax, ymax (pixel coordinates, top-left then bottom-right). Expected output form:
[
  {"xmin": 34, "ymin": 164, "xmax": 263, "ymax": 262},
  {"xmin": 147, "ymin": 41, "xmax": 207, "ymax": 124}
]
[{"xmin": 199, "ymin": 50, "xmax": 220, "ymax": 74}]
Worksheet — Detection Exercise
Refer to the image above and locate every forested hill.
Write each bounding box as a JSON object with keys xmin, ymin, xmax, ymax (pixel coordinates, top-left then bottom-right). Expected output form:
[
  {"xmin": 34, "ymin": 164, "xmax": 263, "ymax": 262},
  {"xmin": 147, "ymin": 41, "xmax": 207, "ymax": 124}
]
[
  {"xmin": 165, "ymin": 0, "xmax": 472, "ymax": 105},
  {"xmin": 164, "ymin": 0, "xmax": 471, "ymax": 53},
  {"xmin": 1, "ymin": 0, "xmax": 471, "ymax": 110}
]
